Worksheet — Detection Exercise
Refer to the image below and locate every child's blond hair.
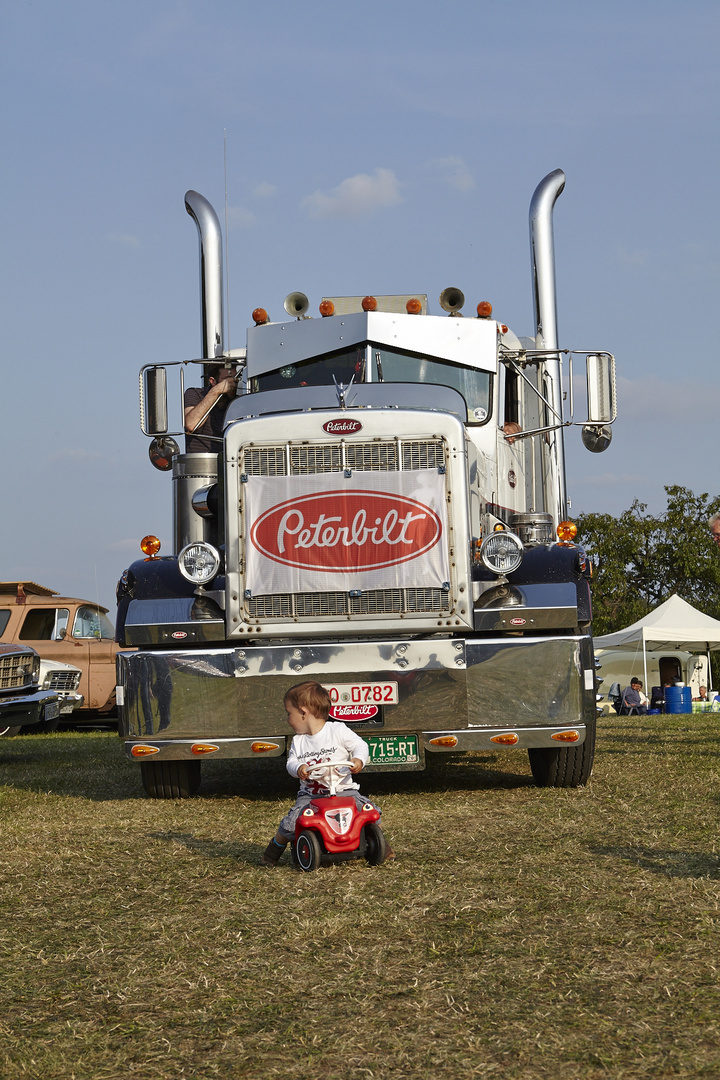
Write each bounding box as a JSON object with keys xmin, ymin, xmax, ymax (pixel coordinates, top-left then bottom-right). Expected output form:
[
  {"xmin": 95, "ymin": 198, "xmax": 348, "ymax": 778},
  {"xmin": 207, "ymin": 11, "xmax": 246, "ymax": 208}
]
[{"xmin": 284, "ymin": 681, "xmax": 331, "ymax": 720}]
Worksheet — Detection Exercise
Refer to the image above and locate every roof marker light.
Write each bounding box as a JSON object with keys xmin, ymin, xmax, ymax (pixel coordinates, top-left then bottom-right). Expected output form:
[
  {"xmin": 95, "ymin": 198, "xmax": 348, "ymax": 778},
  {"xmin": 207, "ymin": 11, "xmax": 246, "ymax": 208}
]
[
  {"xmin": 252, "ymin": 307, "xmax": 269, "ymax": 325},
  {"xmin": 477, "ymin": 301, "xmax": 493, "ymax": 319},
  {"xmin": 406, "ymin": 298, "xmax": 422, "ymax": 314},
  {"xmin": 319, "ymin": 300, "xmax": 335, "ymax": 317},
  {"xmin": 362, "ymin": 296, "xmax": 377, "ymax": 311}
]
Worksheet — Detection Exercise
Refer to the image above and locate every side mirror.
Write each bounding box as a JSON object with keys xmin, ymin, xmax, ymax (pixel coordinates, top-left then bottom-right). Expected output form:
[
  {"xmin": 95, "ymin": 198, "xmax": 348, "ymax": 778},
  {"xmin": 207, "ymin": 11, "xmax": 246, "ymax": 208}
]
[
  {"xmin": 586, "ymin": 353, "xmax": 616, "ymax": 425},
  {"xmin": 142, "ymin": 366, "xmax": 169, "ymax": 435}
]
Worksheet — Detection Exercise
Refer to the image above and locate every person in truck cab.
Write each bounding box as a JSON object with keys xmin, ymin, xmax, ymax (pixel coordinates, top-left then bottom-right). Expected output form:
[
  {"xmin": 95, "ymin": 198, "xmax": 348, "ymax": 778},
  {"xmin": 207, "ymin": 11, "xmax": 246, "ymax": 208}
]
[{"xmin": 183, "ymin": 365, "xmax": 238, "ymax": 452}]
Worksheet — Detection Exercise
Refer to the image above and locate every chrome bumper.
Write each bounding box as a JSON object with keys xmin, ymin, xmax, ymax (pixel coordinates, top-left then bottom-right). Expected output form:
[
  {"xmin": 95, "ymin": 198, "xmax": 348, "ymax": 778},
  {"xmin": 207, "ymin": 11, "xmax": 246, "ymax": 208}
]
[
  {"xmin": 0, "ymin": 689, "xmax": 60, "ymax": 727},
  {"xmin": 117, "ymin": 634, "xmax": 596, "ymax": 756}
]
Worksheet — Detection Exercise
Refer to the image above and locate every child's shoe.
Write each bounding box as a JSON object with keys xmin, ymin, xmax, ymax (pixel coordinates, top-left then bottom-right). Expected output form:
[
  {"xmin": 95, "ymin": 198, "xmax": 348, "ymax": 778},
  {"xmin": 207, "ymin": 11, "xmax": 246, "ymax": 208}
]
[{"xmin": 259, "ymin": 839, "xmax": 285, "ymax": 867}]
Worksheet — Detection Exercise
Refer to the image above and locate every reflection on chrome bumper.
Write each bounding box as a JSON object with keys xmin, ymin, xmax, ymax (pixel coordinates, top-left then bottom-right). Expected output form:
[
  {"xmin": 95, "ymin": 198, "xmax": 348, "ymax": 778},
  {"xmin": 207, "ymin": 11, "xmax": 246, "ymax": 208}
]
[{"xmin": 117, "ymin": 633, "xmax": 596, "ymax": 749}]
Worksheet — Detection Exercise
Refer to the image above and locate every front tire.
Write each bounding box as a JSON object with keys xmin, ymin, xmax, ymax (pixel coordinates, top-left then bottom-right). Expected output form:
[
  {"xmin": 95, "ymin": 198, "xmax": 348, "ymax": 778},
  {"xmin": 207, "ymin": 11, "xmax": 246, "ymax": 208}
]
[
  {"xmin": 528, "ymin": 716, "xmax": 596, "ymax": 788},
  {"xmin": 0, "ymin": 724, "xmax": 21, "ymax": 738},
  {"xmin": 140, "ymin": 760, "xmax": 201, "ymax": 799},
  {"xmin": 295, "ymin": 829, "xmax": 323, "ymax": 871}
]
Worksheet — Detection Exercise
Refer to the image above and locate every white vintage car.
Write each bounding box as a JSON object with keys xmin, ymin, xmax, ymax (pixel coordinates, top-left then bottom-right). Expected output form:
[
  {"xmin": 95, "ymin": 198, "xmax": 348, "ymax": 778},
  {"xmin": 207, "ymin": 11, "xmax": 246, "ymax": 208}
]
[{"xmin": 38, "ymin": 658, "xmax": 83, "ymax": 717}]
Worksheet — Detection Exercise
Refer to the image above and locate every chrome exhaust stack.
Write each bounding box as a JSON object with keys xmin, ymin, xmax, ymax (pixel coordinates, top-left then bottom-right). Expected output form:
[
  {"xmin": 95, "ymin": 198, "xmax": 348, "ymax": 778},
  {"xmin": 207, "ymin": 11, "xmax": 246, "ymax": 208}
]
[
  {"xmin": 184, "ymin": 190, "xmax": 225, "ymax": 365},
  {"xmin": 529, "ymin": 169, "xmax": 567, "ymax": 526}
]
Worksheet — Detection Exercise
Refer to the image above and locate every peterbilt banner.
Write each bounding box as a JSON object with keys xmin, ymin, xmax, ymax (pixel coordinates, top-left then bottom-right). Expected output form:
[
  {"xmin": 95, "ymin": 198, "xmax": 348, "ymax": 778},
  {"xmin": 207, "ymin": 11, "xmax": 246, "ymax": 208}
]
[{"xmin": 244, "ymin": 469, "xmax": 449, "ymax": 594}]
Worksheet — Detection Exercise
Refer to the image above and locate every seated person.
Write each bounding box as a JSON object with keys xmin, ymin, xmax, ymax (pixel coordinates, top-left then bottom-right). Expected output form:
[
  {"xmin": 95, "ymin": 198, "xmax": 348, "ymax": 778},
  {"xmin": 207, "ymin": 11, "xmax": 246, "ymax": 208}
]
[{"xmin": 621, "ymin": 678, "xmax": 647, "ymax": 715}]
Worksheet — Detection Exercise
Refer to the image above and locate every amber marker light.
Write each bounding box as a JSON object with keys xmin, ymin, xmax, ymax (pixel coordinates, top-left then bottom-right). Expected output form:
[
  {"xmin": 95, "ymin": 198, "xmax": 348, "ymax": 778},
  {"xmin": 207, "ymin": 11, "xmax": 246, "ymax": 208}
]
[
  {"xmin": 491, "ymin": 732, "xmax": 519, "ymax": 745},
  {"xmin": 131, "ymin": 745, "xmax": 160, "ymax": 757},
  {"xmin": 557, "ymin": 520, "xmax": 578, "ymax": 543},
  {"xmin": 430, "ymin": 735, "xmax": 458, "ymax": 747},
  {"xmin": 252, "ymin": 307, "xmax": 269, "ymax": 325},
  {"xmin": 251, "ymin": 741, "xmax": 280, "ymax": 753},
  {"xmin": 493, "ymin": 522, "xmax": 506, "ymax": 532},
  {"xmin": 477, "ymin": 301, "xmax": 493, "ymax": 318},
  {"xmin": 319, "ymin": 300, "xmax": 335, "ymax": 317},
  {"xmin": 406, "ymin": 298, "xmax": 422, "ymax": 314},
  {"xmin": 362, "ymin": 296, "xmax": 378, "ymax": 311},
  {"xmin": 551, "ymin": 730, "xmax": 580, "ymax": 743},
  {"xmin": 140, "ymin": 535, "xmax": 162, "ymax": 557},
  {"xmin": 191, "ymin": 743, "xmax": 219, "ymax": 755}
]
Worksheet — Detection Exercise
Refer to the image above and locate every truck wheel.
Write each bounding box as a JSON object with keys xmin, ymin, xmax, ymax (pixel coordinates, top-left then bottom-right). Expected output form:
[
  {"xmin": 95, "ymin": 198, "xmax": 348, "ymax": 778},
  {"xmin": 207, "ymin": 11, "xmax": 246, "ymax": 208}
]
[
  {"xmin": 0, "ymin": 724, "xmax": 21, "ymax": 738},
  {"xmin": 140, "ymin": 760, "xmax": 201, "ymax": 799},
  {"xmin": 295, "ymin": 829, "xmax": 323, "ymax": 871},
  {"xmin": 528, "ymin": 716, "xmax": 596, "ymax": 789},
  {"xmin": 364, "ymin": 823, "xmax": 388, "ymax": 866}
]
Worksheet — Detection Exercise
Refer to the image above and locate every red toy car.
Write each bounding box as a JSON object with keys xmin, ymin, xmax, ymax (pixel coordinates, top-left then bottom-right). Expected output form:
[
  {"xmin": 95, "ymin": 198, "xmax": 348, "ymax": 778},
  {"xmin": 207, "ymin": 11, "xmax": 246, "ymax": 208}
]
[{"xmin": 292, "ymin": 761, "xmax": 389, "ymax": 872}]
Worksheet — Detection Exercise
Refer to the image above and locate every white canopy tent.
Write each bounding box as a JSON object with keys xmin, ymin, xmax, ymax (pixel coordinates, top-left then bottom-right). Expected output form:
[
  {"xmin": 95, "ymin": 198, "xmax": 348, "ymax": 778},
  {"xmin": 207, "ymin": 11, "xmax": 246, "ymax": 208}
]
[{"xmin": 594, "ymin": 593, "xmax": 720, "ymax": 693}]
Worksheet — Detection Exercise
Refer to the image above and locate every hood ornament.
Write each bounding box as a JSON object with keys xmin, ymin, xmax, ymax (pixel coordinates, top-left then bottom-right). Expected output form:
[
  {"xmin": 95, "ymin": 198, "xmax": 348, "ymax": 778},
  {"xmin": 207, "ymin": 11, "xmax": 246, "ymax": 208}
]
[{"xmin": 333, "ymin": 373, "xmax": 355, "ymax": 409}]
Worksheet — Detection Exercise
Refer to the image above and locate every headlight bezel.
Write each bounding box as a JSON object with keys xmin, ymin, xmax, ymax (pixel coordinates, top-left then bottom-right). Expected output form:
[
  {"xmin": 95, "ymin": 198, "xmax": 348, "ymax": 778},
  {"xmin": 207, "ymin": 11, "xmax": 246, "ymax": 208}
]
[
  {"xmin": 480, "ymin": 530, "xmax": 524, "ymax": 576},
  {"xmin": 178, "ymin": 542, "xmax": 222, "ymax": 585}
]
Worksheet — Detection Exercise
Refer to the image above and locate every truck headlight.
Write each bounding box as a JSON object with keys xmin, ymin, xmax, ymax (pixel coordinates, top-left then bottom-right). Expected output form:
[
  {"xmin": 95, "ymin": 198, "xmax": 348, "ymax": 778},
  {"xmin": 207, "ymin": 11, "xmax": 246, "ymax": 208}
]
[
  {"xmin": 480, "ymin": 531, "xmax": 524, "ymax": 575},
  {"xmin": 178, "ymin": 542, "xmax": 221, "ymax": 584}
]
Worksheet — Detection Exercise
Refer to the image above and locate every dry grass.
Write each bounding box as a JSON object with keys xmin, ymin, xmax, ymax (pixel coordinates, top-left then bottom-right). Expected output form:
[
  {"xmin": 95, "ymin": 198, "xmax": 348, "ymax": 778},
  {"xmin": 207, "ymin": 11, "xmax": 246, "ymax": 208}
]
[{"xmin": 1, "ymin": 714, "xmax": 719, "ymax": 1079}]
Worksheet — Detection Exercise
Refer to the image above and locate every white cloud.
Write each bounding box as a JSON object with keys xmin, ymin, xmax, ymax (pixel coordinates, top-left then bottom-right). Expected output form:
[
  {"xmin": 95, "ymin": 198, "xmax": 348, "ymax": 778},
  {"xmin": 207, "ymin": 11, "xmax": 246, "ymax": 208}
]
[
  {"xmin": 425, "ymin": 156, "xmax": 475, "ymax": 192},
  {"xmin": 303, "ymin": 168, "xmax": 402, "ymax": 219},
  {"xmin": 107, "ymin": 232, "xmax": 141, "ymax": 248},
  {"xmin": 616, "ymin": 246, "xmax": 649, "ymax": 268},
  {"xmin": 617, "ymin": 375, "xmax": 720, "ymax": 422},
  {"xmin": 253, "ymin": 182, "xmax": 277, "ymax": 199},
  {"xmin": 227, "ymin": 206, "xmax": 256, "ymax": 229}
]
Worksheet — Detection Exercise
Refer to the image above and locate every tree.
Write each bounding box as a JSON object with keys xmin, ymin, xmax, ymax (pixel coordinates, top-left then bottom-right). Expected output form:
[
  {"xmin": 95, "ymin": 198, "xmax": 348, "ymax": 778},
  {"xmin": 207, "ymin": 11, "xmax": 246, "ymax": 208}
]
[{"xmin": 575, "ymin": 486, "xmax": 720, "ymax": 637}]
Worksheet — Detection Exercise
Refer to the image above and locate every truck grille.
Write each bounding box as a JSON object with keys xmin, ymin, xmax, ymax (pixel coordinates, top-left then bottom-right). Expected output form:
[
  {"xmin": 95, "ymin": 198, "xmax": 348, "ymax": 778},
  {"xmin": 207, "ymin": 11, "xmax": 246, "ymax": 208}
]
[
  {"xmin": 46, "ymin": 671, "xmax": 81, "ymax": 692},
  {"xmin": 0, "ymin": 654, "xmax": 33, "ymax": 691},
  {"xmin": 241, "ymin": 438, "xmax": 451, "ymax": 619},
  {"xmin": 244, "ymin": 439, "xmax": 445, "ymax": 476}
]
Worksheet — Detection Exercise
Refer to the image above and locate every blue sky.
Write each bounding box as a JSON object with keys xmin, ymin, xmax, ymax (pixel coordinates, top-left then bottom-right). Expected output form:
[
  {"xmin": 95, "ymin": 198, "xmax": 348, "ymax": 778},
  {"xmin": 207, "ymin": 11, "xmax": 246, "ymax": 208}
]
[{"xmin": 1, "ymin": 0, "xmax": 718, "ymax": 610}]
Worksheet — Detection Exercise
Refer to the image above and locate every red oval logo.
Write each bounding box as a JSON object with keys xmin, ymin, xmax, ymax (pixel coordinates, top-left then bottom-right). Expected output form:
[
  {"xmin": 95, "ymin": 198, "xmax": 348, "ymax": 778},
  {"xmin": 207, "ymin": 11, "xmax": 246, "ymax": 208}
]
[
  {"xmin": 171, "ymin": 631, "xmax": 188, "ymax": 639},
  {"xmin": 509, "ymin": 617, "xmax": 526, "ymax": 626},
  {"xmin": 322, "ymin": 419, "xmax": 363, "ymax": 435},
  {"xmin": 249, "ymin": 490, "xmax": 442, "ymax": 572},
  {"xmin": 328, "ymin": 704, "xmax": 379, "ymax": 722}
]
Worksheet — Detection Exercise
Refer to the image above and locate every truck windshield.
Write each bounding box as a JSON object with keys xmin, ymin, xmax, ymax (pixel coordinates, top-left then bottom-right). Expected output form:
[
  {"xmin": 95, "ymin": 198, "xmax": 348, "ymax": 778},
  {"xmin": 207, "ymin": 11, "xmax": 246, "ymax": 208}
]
[
  {"xmin": 373, "ymin": 347, "xmax": 492, "ymax": 423},
  {"xmin": 252, "ymin": 344, "xmax": 492, "ymax": 422},
  {"xmin": 251, "ymin": 346, "xmax": 365, "ymax": 393},
  {"xmin": 72, "ymin": 607, "xmax": 115, "ymax": 640}
]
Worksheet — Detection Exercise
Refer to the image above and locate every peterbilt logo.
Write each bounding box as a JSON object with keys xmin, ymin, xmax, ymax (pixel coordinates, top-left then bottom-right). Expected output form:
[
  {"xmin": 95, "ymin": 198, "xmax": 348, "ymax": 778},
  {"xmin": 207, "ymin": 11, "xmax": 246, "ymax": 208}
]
[
  {"xmin": 329, "ymin": 704, "xmax": 379, "ymax": 722},
  {"xmin": 249, "ymin": 490, "xmax": 442, "ymax": 572},
  {"xmin": 323, "ymin": 419, "xmax": 363, "ymax": 435}
]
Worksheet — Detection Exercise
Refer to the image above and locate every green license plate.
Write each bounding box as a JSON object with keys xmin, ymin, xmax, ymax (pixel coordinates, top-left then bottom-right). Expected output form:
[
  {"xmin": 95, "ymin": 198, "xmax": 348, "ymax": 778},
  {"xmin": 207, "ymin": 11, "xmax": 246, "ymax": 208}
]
[{"xmin": 365, "ymin": 734, "xmax": 420, "ymax": 766}]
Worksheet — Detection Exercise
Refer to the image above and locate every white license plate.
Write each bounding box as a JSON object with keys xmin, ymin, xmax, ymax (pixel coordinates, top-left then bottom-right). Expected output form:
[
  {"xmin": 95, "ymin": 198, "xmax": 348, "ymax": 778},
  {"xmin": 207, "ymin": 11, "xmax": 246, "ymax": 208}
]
[
  {"xmin": 326, "ymin": 682, "xmax": 399, "ymax": 707},
  {"xmin": 44, "ymin": 701, "xmax": 60, "ymax": 721}
]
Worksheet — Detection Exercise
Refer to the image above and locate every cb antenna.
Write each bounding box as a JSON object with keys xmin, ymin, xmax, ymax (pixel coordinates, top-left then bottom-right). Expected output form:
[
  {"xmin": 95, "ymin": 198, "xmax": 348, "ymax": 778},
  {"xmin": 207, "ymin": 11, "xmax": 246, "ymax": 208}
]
[{"xmin": 224, "ymin": 129, "xmax": 230, "ymax": 354}]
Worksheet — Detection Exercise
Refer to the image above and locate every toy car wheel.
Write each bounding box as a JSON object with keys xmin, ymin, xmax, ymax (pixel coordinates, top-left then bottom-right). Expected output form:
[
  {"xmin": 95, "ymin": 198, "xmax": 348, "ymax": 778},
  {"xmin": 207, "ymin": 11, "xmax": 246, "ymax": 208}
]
[
  {"xmin": 364, "ymin": 822, "xmax": 388, "ymax": 866},
  {"xmin": 295, "ymin": 829, "xmax": 323, "ymax": 872}
]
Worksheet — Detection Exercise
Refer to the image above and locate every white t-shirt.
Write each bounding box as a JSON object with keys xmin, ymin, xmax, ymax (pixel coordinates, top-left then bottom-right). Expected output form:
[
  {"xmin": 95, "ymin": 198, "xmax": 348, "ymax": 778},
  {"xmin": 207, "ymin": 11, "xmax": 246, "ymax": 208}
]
[{"xmin": 287, "ymin": 721, "xmax": 370, "ymax": 796}]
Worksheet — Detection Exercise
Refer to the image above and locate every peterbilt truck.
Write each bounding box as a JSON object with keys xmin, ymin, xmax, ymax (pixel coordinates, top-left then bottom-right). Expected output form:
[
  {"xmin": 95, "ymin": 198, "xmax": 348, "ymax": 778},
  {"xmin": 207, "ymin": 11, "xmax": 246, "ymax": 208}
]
[{"xmin": 116, "ymin": 169, "xmax": 616, "ymax": 799}]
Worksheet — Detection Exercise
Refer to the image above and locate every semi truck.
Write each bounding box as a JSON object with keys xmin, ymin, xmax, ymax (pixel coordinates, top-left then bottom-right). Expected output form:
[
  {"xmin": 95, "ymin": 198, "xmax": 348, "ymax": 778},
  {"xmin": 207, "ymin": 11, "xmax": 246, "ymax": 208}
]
[{"xmin": 115, "ymin": 169, "xmax": 617, "ymax": 798}]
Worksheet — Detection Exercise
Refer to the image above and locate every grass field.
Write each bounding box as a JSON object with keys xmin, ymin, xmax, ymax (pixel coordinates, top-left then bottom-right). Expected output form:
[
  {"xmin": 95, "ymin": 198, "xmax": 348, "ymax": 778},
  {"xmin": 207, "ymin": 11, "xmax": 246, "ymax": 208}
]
[{"xmin": 1, "ymin": 713, "xmax": 719, "ymax": 1079}]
